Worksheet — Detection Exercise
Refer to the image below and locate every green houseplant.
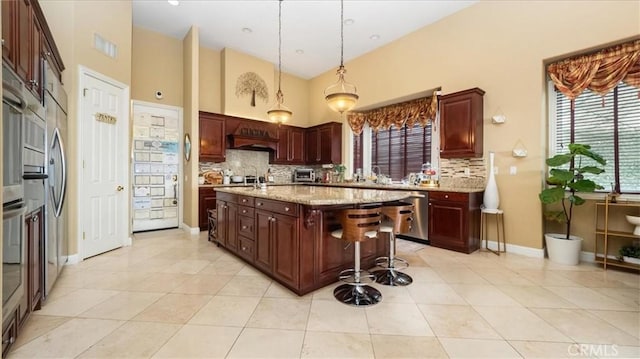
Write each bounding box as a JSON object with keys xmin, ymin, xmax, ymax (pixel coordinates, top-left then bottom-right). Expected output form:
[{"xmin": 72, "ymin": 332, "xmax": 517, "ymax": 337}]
[
  {"xmin": 539, "ymin": 143, "xmax": 606, "ymax": 265},
  {"xmin": 619, "ymin": 244, "xmax": 640, "ymax": 264}
]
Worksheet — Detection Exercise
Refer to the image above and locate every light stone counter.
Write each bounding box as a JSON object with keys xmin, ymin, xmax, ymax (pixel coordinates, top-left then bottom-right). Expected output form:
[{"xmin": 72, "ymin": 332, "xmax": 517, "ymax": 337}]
[
  {"xmin": 311, "ymin": 182, "xmax": 484, "ymax": 193},
  {"xmin": 215, "ymin": 185, "xmax": 416, "ymax": 206}
]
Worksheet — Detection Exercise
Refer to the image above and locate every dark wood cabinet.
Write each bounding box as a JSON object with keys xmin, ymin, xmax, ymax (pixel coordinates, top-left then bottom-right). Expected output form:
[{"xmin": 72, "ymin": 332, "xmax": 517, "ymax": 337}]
[
  {"xmin": 255, "ymin": 210, "xmax": 273, "ymax": 272},
  {"xmin": 271, "ymin": 213, "xmax": 299, "ymax": 287},
  {"xmin": 428, "ymin": 191, "xmax": 482, "ymax": 253},
  {"xmin": 439, "ymin": 88, "xmax": 485, "ymax": 158},
  {"xmin": 26, "ymin": 208, "xmax": 43, "ymax": 312},
  {"xmin": 198, "ymin": 187, "xmax": 216, "ymax": 230},
  {"xmin": 271, "ymin": 125, "xmax": 305, "ymax": 165},
  {"xmin": 305, "ymin": 122, "xmax": 342, "ymax": 165},
  {"xmin": 199, "ymin": 112, "xmax": 226, "ymax": 162},
  {"xmin": 2, "ymin": 0, "xmax": 64, "ymax": 99}
]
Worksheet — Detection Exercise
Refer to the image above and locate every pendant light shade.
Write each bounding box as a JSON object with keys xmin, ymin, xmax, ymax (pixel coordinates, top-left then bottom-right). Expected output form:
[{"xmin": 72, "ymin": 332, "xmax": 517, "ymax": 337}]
[
  {"xmin": 325, "ymin": 0, "xmax": 358, "ymax": 114},
  {"xmin": 268, "ymin": 0, "xmax": 292, "ymax": 123}
]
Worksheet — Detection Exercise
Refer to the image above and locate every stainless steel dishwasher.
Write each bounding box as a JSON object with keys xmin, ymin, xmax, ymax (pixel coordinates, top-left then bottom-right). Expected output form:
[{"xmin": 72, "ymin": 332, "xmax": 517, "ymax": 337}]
[{"xmin": 397, "ymin": 191, "xmax": 429, "ymax": 244}]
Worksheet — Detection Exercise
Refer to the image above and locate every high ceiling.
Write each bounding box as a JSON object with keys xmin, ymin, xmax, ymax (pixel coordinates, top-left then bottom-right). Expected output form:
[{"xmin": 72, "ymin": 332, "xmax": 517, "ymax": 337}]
[{"xmin": 132, "ymin": 0, "xmax": 477, "ymax": 79}]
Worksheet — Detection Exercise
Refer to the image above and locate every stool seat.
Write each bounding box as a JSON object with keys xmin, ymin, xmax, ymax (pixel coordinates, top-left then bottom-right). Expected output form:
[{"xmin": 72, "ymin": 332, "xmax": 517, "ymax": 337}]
[
  {"xmin": 372, "ymin": 202, "xmax": 414, "ymax": 286},
  {"xmin": 331, "ymin": 206, "xmax": 382, "ymax": 307}
]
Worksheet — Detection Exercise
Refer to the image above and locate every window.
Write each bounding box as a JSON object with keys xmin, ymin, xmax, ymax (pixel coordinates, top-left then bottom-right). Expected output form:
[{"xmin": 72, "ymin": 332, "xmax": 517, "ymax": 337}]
[
  {"xmin": 354, "ymin": 123, "xmax": 432, "ymax": 180},
  {"xmin": 552, "ymin": 81, "xmax": 640, "ymax": 193}
]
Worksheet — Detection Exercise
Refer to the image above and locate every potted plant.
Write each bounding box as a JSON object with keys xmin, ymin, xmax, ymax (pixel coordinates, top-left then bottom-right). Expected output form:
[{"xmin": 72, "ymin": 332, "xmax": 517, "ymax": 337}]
[
  {"xmin": 619, "ymin": 244, "xmax": 640, "ymax": 265},
  {"xmin": 539, "ymin": 143, "xmax": 606, "ymax": 265}
]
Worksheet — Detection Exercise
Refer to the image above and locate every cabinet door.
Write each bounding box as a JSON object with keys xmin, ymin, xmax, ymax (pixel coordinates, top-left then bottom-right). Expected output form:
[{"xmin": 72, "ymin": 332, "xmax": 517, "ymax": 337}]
[
  {"xmin": 439, "ymin": 88, "xmax": 484, "ymax": 158},
  {"xmin": 305, "ymin": 129, "xmax": 319, "ymax": 164},
  {"xmin": 28, "ymin": 208, "xmax": 42, "ymax": 312},
  {"xmin": 272, "ymin": 213, "xmax": 299, "ymax": 287},
  {"xmin": 272, "ymin": 126, "xmax": 290, "ymax": 164},
  {"xmin": 16, "ymin": 0, "xmax": 30, "ymax": 81},
  {"xmin": 317, "ymin": 126, "xmax": 334, "ymax": 164},
  {"xmin": 428, "ymin": 199, "xmax": 467, "ymax": 253},
  {"xmin": 226, "ymin": 202, "xmax": 238, "ymax": 251},
  {"xmin": 255, "ymin": 211, "xmax": 273, "ymax": 273},
  {"xmin": 289, "ymin": 128, "xmax": 305, "ymax": 164},
  {"xmin": 29, "ymin": 15, "xmax": 42, "ymax": 99},
  {"xmin": 199, "ymin": 114, "xmax": 226, "ymax": 162},
  {"xmin": 2, "ymin": 0, "xmax": 16, "ymax": 68},
  {"xmin": 198, "ymin": 188, "xmax": 216, "ymax": 230},
  {"xmin": 216, "ymin": 201, "xmax": 228, "ymax": 247}
]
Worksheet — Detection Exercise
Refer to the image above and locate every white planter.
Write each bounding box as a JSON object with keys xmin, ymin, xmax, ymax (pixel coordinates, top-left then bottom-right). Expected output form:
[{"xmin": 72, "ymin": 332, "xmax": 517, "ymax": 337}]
[
  {"xmin": 483, "ymin": 151, "xmax": 500, "ymax": 210},
  {"xmin": 544, "ymin": 233, "xmax": 583, "ymax": 265},
  {"xmin": 622, "ymin": 256, "xmax": 640, "ymax": 265}
]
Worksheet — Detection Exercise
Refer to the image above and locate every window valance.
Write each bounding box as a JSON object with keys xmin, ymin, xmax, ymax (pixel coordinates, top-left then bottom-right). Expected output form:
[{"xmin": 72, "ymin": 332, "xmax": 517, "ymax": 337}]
[
  {"xmin": 346, "ymin": 95, "xmax": 437, "ymax": 135},
  {"xmin": 547, "ymin": 39, "xmax": 640, "ymax": 99}
]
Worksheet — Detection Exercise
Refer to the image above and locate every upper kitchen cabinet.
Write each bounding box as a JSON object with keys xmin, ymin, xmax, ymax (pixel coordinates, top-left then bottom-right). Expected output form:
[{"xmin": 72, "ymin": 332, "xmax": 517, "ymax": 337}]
[
  {"xmin": 271, "ymin": 125, "xmax": 305, "ymax": 165},
  {"xmin": 439, "ymin": 88, "xmax": 485, "ymax": 158},
  {"xmin": 305, "ymin": 122, "xmax": 342, "ymax": 165},
  {"xmin": 2, "ymin": 0, "xmax": 64, "ymax": 100},
  {"xmin": 199, "ymin": 111, "xmax": 226, "ymax": 162}
]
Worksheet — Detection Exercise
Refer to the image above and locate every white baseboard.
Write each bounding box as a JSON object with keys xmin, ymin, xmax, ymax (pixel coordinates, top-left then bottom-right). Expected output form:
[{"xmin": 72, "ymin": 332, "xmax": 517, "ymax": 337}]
[
  {"xmin": 482, "ymin": 240, "xmax": 545, "ymax": 258},
  {"xmin": 66, "ymin": 254, "xmax": 80, "ymax": 265},
  {"xmin": 181, "ymin": 223, "xmax": 200, "ymax": 235}
]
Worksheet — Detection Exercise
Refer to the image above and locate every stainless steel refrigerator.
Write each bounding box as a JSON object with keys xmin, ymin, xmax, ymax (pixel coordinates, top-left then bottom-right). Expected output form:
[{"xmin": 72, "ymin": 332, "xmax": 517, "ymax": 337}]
[{"xmin": 43, "ymin": 60, "xmax": 68, "ymax": 298}]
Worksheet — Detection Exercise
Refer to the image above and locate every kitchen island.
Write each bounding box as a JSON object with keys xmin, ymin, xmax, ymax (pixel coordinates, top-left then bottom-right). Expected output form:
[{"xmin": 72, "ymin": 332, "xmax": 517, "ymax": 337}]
[{"xmin": 213, "ymin": 185, "xmax": 415, "ymax": 295}]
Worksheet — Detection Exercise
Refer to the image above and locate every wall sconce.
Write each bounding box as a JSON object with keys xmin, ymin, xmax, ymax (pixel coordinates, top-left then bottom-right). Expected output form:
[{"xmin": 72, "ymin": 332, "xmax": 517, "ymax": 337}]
[{"xmin": 512, "ymin": 139, "xmax": 527, "ymax": 158}]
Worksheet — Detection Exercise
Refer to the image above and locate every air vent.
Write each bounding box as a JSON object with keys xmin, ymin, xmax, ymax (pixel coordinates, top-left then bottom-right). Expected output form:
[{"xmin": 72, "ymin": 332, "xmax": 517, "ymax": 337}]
[{"xmin": 94, "ymin": 33, "xmax": 117, "ymax": 59}]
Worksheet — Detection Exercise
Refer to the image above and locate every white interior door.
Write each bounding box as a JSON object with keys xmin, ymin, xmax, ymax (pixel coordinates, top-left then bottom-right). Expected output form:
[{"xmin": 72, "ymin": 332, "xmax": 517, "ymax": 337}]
[
  {"xmin": 131, "ymin": 101, "xmax": 182, "ymax": 232},
  {"xmin": 79, "ymin": 69, "xmax": 129, "ymax": 259}
]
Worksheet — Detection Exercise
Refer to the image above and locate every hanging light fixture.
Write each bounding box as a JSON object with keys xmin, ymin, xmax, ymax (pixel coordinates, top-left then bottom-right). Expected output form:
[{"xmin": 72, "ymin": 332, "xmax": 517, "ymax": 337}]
[
  {"xmin": 267, "ymin": 0, "xmax": 293, "ymax": 124},
  {"xmin": 324, "ymin": 0, "xmax": 358, "ymax": 114}
]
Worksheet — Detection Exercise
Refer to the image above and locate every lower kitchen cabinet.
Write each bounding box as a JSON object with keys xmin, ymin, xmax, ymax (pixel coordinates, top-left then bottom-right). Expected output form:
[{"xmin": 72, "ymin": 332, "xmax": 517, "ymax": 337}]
[
  {"xmin": 27, "ymin": 207, "xmax": 43, "ymax": 312},
  {"xmin": 271, "ymin": 213, "xmax": 299, "ymax": 287},
  {"xmin": 255, "ymin": 210, "xmax": 273, "ymax": 272},
  {"xmin": 428, "ymin": 191, "xmax": 482, "ymax": 253},
  {"xmin": 216, "ymin": 195, "xmax": 237, "ymax": 250},
  {"xmin": 198, "ymin": 187, "xmax": 216, "ymax": 230}
]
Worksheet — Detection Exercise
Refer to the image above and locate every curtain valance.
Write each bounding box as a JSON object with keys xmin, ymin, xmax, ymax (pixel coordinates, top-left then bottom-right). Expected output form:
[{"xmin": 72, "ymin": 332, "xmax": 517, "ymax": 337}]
[
  {"xmin": 547, "ymin": 39, "xmax": 640, "ymax": 99},
  {"xmin": 346, "ymin": 95, "xmax": 437, "ymax": 135}
]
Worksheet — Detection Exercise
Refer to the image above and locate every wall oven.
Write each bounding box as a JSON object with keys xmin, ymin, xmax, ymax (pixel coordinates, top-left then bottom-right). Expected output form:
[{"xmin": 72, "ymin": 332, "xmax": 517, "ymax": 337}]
[{"xmin": 3, "ymin": 65, "xmax": 25, "ymax": 204}]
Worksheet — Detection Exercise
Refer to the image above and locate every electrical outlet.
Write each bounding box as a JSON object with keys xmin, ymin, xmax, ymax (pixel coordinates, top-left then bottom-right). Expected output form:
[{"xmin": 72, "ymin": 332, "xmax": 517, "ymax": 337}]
[
  {"xmin": 510, "ymin": 166, "xmax": 517, "ymax": 175},
  {"xmin": 464, "ymin": 168, "xmax": 470, "ymax": 176}
]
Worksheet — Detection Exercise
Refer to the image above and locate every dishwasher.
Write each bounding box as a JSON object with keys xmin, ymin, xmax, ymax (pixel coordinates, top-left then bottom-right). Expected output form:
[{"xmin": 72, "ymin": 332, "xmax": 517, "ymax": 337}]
[{"xmin": 397, "ymin": 191, "xmax": 430, "ymax": 245}]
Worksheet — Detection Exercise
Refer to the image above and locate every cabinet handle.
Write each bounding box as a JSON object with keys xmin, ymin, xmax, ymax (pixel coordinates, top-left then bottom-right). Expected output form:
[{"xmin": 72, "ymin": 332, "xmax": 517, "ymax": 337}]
[
  {"xmin": 444, "ymin": 195, "xmax": 449, "ymax": 199},
  {"xmin": 242, "ymin": 209, "xmax": 247, "ymax": 214},
  {"xmin": 3, "ymin": 336, "xmax": 15, "ymax": 344},
  {"xmin": 284, "ymin": 207, "xmax": 290, "ymax": 212},
  {"xmin": 257, "ymin": 202, "xmax": 263, "ymax": 206},
  {"xmin": 242, "ymin": 225, "xmax": 248, "ymax": 229},
  {"xmin": 29, "ymin": 79, "xmax": 39, "ymax": 88},
  {"xmin": 242, "ymin": 246, "xmax": 247, "ymax": 251},
  {"xmin": 242, "ymin": 199, "xmax": 247, "ymax": 203},
  {"xmin": 32, "ymin": 216, "xmax": 38, "ymax": 222}
]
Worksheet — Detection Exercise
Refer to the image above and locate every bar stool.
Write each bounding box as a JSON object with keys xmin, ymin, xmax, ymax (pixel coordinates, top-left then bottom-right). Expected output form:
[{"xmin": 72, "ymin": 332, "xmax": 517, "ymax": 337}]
[
  {"xmin": 481, "ymin": 208, "xmax": 505, "ymax": 255},
  {"xmin": 331, "ymin": 206, "xmax": 382, "ymax": 306},
  {"xmin": 372, "ymin": 202, "xmax": 414, "ymax": 286},
  {"xmin": 208, "ymin": 208, "xmax": 218, "ymax": 245}
]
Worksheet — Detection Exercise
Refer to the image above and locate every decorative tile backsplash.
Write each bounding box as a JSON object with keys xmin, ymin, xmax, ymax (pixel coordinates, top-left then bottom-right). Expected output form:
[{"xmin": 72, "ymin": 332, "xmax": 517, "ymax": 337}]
[{"xmin": 200, "ymin": 149, "xmax": 488, "ymax": 187}]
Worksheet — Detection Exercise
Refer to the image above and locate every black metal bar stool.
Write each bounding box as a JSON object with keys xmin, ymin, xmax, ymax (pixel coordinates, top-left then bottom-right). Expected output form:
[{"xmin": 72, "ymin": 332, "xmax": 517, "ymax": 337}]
[
  {"xmin": 331, "ymin": 206, "xmax": 382, "ymax": 306},
  {"xmin": 372, "ymin": 202, "xmax": 414, "ymax": 286}
]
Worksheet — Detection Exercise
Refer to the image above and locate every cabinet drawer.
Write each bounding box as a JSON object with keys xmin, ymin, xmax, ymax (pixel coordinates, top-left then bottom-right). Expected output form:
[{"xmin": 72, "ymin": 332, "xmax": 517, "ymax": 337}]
[
  {"xmin": 238, "ymin": 205, "xmax": 254, "ymax": 217},
  {"xmin": 238, "ymin": 236, "xmax": 255, "ymax": 261},
  {"xmin": 238, "ymin": 215, "xmax": 255, "ymax": 238},
  {"xmin": 199, "ymin": 187, "xmax": 216, "ymax": 196},
  {"xmin": 238, "ymin": 196, "xmax": 255, "ymax": 207},
  {"xmin": 429, "ymin": 191, "xmax": 468, "ymax": 203},
  {"xmin": 255, "ymin": 198, "xmax": 298, "ymax": 216}
]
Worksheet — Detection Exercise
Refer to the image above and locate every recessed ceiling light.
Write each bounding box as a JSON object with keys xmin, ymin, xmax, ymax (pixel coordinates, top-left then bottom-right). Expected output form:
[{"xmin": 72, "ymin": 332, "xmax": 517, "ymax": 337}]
[
  {"xmin": 369, "ymin": 34, "xmax": 380, "ymax": 40},
  {"xmin": 344, "ymin": 18, "xmax": 355, "ymax": 26},
  {"xmin": 295, "ymin": 49, "xmax": 304, "ymax": 54},
  {"xmin": 167, "ymin": 0, "xmax": 179, "ymax": 6},
  {"xmin": 242, "ymin": 27, "xmax": 252, "ymax": 33}
]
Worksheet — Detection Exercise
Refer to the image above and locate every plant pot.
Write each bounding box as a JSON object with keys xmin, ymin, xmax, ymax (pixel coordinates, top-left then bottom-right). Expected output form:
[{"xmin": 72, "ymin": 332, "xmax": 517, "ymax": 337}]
[
  {"xmin": 544, "ymin": 233, "xmax": 583, "ymax": 265},
  {"xmin": 622, "ymin": 256, "xmax": 640, "ymax": 265}
]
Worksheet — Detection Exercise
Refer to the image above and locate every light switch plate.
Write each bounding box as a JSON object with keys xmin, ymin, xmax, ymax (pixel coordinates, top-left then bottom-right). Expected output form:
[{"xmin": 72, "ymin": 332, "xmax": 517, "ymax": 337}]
[{"xmin": 510, "ymin": 166, "xmax": 517, "ymax": 175}]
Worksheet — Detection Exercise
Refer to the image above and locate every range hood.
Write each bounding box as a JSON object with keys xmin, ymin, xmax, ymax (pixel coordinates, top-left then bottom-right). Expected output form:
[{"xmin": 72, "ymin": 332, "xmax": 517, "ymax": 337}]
[{"xmin": 228, "ymin": 122, "xmax": 279, "ymax": 151}]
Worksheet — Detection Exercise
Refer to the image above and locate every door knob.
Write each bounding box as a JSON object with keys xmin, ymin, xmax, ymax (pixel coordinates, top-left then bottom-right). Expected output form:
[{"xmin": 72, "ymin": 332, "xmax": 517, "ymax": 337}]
[{"xmin": 116, "ymin": 185, "xmax": 124, "ymax": 191}]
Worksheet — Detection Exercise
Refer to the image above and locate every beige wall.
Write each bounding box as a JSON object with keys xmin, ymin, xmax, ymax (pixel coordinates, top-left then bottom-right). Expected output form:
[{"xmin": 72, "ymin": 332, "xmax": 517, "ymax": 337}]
[
  {"xmin": 182, "ymin": 27, "xmax": 200, "ymax": 228},
  {"xmin": 40, "ymin": 0, "xmax": 133, "ymax": 257},
  {"xmin": 131, "ymin": 27, "xmax": 183, "ymax": 106},
  {"xmin": 199, "ymin": 47, "xmax": 222, "ymax": 113},
  {"xmin": 309, "ymin": 0, "xmax": 639, "ymax": 251}
]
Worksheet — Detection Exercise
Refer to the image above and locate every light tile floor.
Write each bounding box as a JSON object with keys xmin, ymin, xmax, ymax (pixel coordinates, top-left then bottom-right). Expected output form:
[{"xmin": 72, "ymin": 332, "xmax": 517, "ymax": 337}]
[{"xmin": 8, "ymin": 229, "xmax": 640, "ymax": 358}]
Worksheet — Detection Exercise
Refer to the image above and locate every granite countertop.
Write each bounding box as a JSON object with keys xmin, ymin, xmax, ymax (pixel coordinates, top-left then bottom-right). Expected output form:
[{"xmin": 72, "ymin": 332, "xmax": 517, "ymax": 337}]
[
  {"xmin": 215, "ymin": 185, "xmax": 418, "ymax": 206},
  {"xmin": 201, "ymin": 182, "xmax": 483, "ymax": 193}
]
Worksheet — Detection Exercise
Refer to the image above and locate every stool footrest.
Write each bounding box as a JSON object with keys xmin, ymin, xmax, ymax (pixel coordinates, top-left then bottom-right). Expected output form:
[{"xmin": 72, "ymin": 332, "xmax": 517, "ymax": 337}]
[
  {"xmin": 338, "ymin": 268, "xmax": 375, "ymax": 284},
  {"xmin": 372, "ymin": 269, "xmax": 413, "ymax": 286},
  {"xmin": 375, "ymin": 256, "xmax": 409, "ymax": 270}
]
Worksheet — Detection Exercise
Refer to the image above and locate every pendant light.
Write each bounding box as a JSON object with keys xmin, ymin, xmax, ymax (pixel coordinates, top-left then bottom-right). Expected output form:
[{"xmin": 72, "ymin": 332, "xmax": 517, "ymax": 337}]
[
  {"xmin": 267, "ymin": 0, "xmax": 292, "ymax": 124},
  {"xmin": 324, "ymin": 0, "xmax": 358, "ymax": 114}
]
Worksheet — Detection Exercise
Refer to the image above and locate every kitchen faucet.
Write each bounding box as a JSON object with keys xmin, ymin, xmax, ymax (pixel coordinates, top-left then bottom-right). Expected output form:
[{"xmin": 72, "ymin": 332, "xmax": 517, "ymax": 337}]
[{"xmin": 245, "ymin": 165, "xmax": 258, "ymax": 189}]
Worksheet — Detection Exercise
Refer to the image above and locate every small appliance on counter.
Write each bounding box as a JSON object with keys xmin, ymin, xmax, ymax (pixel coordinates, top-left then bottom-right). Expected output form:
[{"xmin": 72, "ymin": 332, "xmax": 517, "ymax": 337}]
[
  {"xmin": 419, "ymin": 162, "xmax": 439, "ymax": 187},
  {"xmin": 293, "ymin": 168, "xmax": 315, "ymax": 182}
]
